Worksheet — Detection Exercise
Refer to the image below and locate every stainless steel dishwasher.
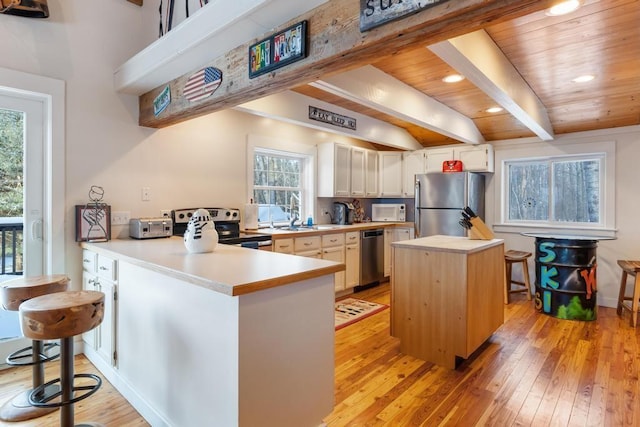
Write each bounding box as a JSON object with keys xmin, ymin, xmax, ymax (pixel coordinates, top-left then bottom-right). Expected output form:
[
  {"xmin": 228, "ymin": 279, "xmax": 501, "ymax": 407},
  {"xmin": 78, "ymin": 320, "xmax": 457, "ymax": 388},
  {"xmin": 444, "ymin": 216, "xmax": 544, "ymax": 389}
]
[{"xmin": 360, "ymin": 229, "xmax": 384, "ymax": 286}]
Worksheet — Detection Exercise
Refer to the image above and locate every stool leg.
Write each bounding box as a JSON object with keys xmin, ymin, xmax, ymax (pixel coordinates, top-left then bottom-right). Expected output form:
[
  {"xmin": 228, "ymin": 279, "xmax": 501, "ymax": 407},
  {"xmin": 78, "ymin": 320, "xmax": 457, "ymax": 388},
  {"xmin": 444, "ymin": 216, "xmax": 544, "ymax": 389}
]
[
  {"xmin": 617, "ymin": 271, "xmax": 628, "ymax": 316},
  {"xmin": 505, "ymin": 261, "xmax": 512, "ymax": 304},
  {"xmin": 60, "ymin": 337, "xmax": 74, "ymax": 427},
  {"xmin": 632, "ymin": 275, "xmax": 640, "ymax": 328},
  {"xmin": 522, "ymin": 260, "xmax": 532, "ymax": 301},
  {"xmin": 32, "ymin": 341, "xmax": 45, "ymax": 389}
]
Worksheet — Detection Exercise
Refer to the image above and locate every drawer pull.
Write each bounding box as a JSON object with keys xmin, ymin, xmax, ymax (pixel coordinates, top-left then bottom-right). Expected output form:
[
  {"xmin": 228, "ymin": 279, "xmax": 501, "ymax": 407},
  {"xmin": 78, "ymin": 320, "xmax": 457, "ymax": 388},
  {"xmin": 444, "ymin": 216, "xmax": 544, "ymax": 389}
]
[
  {"xmin": 99, "ymin": 266, "xmax": 108, "ymax": 271},
  {"xmin": 280, "ymin": 244, "xmax": 290, "ymax": 248},
  {"xmin": 304, "ymin": 242, "xmax": 312, "ymax": 246}
]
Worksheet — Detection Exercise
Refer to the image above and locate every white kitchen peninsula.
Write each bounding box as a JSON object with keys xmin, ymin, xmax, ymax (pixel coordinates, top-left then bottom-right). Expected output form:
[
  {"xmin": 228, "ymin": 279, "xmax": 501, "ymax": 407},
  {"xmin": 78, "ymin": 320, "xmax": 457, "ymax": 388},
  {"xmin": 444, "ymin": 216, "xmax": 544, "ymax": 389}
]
[{"xmin": 81, "ymin": 237, "xmax": 342, "ymax": 427}]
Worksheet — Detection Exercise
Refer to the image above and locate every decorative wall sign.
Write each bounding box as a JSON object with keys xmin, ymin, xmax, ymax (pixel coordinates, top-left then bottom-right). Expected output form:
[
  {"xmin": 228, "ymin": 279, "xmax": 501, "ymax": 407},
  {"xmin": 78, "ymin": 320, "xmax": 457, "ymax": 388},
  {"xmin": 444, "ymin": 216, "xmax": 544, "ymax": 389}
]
[
  {"xmin": 153, "ymin": 85, "xmax": 171, "ymax": 116},
  {"xmin": 309, "ymin": 106, "xmax": 357, "ymax": 130},
  {"xmin": 249, "ymin": 21, "xmax": 308, "ymax": 79},
  {"xmin": 359, "ymin": 0, "xmax": 449, "ymax": 32},
  {"xmin": 183, "ymin": 67, "xmax": 222, "ymax": 102}
]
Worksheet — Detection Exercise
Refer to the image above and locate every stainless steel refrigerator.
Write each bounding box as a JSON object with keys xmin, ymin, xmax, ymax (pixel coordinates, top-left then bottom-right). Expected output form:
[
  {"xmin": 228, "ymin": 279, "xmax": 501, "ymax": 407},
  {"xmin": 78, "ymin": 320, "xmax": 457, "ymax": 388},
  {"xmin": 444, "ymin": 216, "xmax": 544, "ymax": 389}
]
[{"xmin": 415, "ymin": 172, "xmax": 485, "ymax": 237}]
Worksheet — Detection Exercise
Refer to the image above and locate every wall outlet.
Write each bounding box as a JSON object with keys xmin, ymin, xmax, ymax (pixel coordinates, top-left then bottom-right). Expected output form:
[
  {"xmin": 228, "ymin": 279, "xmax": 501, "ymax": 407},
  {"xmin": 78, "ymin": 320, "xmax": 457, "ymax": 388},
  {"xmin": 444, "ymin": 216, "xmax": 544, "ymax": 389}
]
[
  {"xmin": 321, "ymin": 209, "xmax": 330, "ymax": 216},
  {"xmin": 141, "ymin": 187, "xmax": 151, "ymax": 201},
  {"xmin": 112, "ymin": 211, "xmax": 131, "ymax": 225},
  {"xmin": 160, "ymin": 209, "xmax": 171, "ymax": 218}
]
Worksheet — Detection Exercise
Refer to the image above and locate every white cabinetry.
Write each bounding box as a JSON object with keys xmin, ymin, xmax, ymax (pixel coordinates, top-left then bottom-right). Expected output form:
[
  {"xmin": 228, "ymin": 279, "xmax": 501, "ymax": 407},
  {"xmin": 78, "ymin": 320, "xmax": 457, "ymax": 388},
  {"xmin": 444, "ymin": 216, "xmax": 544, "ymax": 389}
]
[
  {"xmin": 424, "ymin": 147, "xmax": 455, "ymax": 173},
  {"xmin": 318, "ymin": 143, "xmax": 379, "ymax": 197},
  {"xmin": 424, "ymin": 144, "xmax": 494, "ymax": 173},
  {"xmin": 322, "ymin": 234, "xmax": 345, "ymax": 292},
  {"xmin": 81, "ymin": 249, "xmax": 117, "ymax": 367},
  {"xmin": 365, "ymin": 150, "xmax": 379, "ymax": 197},
  {"xmin": 384, "ymin": 227, "xmax": 415, "ymax": 277},
  {"xmin": 402, "ymin": 150, "xmax": 426, "ymax": 197},
  {"xmin": 379, "ymin": 151, "xmax": 403, "ymax": 197},
  {"xmin": 454, "ymin": 144, "xmax": 494, "ymax": 172},
  {"xmin": 318, "ymin": 143, "xmax": 351, "ymax": 197},
  {"xmin": 350, "ymin": 147, "xmax": 366, "ymax": 197},
  {"xmin": 344, "ymin": 231, "xmax": 360, "ymax": 289},
  {"xmin": 273, "ymin": 232, "xmax": 349, "ymax": 292}
]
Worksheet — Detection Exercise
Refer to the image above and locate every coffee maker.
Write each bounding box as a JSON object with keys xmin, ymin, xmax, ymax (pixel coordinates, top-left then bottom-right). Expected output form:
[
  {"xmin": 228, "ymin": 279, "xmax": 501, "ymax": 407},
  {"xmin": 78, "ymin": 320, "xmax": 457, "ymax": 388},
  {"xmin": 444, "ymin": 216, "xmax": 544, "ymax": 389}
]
[{"xmin": 332, "ymin": 202, "xmax": 355, "ymax": 225}]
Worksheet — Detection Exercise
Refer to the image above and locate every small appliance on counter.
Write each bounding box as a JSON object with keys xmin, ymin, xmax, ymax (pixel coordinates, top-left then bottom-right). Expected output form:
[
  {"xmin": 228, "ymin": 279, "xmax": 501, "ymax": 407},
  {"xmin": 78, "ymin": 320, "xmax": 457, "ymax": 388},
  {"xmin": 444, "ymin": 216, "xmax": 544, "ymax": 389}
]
[
  {"xmin": 129, "ymin": 217, "xmax": 173, "ymax": 239},
  {"xmin": 332, "ymin": 202, "xmax": 355, "ymax": 225},
  {"xmin": 371, "ymin": 203, "xmax": 405, "ymax": 222}
]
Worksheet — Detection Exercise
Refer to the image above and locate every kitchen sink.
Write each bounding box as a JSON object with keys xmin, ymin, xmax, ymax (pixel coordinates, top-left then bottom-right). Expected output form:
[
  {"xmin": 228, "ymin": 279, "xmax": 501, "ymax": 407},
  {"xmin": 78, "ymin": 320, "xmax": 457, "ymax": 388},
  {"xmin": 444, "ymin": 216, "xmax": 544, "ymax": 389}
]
[{"xmin": 275, "ymin": 225, "xmax": 337, "ymax": 231}]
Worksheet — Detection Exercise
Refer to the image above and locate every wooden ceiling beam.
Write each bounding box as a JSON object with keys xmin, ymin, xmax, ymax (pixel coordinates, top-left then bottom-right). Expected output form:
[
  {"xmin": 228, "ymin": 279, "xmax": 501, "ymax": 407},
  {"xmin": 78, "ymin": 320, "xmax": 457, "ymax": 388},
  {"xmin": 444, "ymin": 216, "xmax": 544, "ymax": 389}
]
[
  {"xmin": 429, "ymin": 29, "xmax": 555, "ymax": 140},
  {"xmin": 311, "ymin": 65, "xmax": 485, "ymax": 144},
  {"xmin": 138, "ymin": 0, "xmax": 553, "ymax": 128}
]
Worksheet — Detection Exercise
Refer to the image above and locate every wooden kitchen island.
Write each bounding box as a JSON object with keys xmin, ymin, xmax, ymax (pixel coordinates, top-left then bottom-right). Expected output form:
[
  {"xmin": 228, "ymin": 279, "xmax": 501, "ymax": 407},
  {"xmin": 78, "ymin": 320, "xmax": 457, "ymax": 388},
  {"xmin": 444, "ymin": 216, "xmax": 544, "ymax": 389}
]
[
  {"xmin": 391, "ymin": 235, "xmax": 504, "ymax": 369},
  {"xmin": 80, "ymin": 237, "xmax": 342, "ymax": 427}
]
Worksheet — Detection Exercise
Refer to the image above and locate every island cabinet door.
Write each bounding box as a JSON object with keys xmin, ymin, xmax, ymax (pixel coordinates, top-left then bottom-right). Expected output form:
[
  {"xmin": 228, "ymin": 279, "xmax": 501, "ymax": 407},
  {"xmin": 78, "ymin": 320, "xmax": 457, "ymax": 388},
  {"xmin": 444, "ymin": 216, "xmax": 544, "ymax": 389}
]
[{"xmin": 464, "ymin": 243, "xmax": 504, "ymax": 355}]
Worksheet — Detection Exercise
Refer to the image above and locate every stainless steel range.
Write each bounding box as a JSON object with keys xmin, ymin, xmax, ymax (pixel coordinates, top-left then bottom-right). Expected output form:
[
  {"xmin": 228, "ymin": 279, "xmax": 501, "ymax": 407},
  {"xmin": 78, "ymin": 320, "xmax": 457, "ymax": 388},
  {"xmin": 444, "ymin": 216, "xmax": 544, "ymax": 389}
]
[{"xmin": 171, "ymin": 208, "xmax": 271, "ymax": 248}]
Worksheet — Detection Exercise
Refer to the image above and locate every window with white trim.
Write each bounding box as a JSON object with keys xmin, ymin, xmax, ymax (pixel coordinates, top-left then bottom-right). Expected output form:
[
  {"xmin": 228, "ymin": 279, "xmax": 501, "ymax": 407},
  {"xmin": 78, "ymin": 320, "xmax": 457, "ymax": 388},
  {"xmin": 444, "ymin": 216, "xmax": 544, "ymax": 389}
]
[
  {"xmin": 253, "ymin": 149, "xmax": 304, "ymax": 225},
  {"xmin": 504, "ymin": 153, "xmax": 604, "ymax": 227}
]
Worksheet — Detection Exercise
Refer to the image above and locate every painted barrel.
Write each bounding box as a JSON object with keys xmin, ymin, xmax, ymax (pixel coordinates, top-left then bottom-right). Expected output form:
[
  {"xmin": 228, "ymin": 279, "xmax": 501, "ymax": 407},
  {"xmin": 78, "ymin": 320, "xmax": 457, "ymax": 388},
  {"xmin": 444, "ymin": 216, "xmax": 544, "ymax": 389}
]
[{"xmin": 533, "ymin": 237, "xmax": 598, "ymax": 321}]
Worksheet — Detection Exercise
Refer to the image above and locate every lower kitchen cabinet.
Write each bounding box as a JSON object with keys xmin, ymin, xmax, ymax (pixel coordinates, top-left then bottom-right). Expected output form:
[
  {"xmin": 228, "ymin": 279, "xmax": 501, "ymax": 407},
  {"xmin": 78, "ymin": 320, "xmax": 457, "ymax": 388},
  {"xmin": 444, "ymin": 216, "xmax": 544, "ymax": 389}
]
[
  {"xmin": 344, "ymin": 231, "xmax": 360, "ymax": 289},
  {"xmin": 384, "ymin": 227, "xmax": 415, "ymax": 277},
  {"xmin": 322, "ymin": 234, "xmax": 345, "ymax": 292},
  {"xmin": 81, "ymin": 249, "xmax": 118, "ymax": 367}
]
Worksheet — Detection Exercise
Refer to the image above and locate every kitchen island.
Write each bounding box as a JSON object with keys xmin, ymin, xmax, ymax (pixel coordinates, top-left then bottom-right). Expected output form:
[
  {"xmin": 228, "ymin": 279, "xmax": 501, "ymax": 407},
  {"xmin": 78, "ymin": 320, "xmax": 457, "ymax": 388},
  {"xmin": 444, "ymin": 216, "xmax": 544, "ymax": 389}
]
[
  {"xmin": 391, "ymin": 235, "xmax": 504, "ymax": 369},
  {"xmin": 80, "ymin": 237, "xmax": 343, "ymax": 427}
]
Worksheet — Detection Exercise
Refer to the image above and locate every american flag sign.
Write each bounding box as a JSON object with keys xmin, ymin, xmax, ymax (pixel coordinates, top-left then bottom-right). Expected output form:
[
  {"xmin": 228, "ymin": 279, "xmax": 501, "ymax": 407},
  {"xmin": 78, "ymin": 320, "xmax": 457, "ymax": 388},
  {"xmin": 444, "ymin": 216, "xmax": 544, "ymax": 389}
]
[{"xmin": 183, "ymin": 67, "xmax": 222, "ymax": 102}]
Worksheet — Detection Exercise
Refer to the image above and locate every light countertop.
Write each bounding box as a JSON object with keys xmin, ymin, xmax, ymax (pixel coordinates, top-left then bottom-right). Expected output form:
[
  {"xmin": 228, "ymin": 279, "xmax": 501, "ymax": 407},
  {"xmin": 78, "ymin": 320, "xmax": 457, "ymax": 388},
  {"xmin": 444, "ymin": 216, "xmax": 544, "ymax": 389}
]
[
  {"xmin": 391, "ymin": 234, "xmax": 504, "ymax": 254},
  {"xmin": 244, "ymin": 221, "xmax": 414, "ymax": 238},
  {"xmin": 81, "ymin": 237, "xmax": 343, "ymax": 297}
]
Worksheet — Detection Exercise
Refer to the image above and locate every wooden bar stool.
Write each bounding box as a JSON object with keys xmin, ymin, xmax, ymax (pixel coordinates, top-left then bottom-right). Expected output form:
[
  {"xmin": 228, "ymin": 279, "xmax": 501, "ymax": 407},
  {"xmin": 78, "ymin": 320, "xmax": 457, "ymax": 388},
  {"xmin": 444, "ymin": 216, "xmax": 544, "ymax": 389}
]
[
  {"xmin": 504, "ymin": 250, "xmax": 533, "ymax": 304},
  {"xmin": 616, "ymin": 260, "xmax": 640, "ymax": 327},
  {"xmin": 19, "ymin": 290, "xmax": 105, "ymax": 427},
  {"xmin": 0, "ymin": 274, "xmax": 70, "ymax": 422}
]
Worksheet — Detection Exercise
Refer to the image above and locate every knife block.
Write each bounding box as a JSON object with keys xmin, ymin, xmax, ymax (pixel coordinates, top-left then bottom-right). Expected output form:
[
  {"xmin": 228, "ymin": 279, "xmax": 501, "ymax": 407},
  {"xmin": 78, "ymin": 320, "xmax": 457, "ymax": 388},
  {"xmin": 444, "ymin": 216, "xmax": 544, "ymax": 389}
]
[{"xmin": 468, "ymin": 217, "xmax": 494, "ymax": 240}]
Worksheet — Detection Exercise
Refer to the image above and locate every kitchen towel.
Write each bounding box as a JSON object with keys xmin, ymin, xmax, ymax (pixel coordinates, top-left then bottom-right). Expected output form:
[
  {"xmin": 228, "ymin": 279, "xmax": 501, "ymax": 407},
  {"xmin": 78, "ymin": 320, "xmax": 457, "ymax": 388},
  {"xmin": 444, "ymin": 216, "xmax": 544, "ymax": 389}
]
[{"xmin": 244, "ymin": 203, "xmax": 258, "ymax": 229}]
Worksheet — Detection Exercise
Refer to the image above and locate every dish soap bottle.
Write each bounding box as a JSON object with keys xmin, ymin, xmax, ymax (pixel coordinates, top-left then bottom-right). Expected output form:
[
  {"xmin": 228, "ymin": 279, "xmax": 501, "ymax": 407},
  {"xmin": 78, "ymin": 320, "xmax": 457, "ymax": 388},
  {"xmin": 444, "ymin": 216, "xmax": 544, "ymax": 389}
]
[{"xmin": 306, "ymin": 215, "xmax": 313, "ymax": 226}]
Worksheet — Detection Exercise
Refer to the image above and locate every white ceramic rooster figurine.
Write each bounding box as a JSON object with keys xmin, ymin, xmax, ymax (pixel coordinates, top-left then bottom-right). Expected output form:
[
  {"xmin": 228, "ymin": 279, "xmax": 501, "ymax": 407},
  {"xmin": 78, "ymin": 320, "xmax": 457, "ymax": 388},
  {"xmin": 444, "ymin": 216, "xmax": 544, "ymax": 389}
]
[{"xmin": 183, "ymin": 208, "xmax": 218, "ymax": 253}]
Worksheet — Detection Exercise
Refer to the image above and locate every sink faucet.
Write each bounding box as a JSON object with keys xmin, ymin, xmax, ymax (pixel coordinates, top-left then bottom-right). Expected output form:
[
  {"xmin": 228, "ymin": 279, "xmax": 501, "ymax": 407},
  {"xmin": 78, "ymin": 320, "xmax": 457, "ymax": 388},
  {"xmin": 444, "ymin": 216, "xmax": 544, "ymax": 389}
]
[{"xmin": 290, "ymin": 213, "xmax": 299, "ymax": 228}]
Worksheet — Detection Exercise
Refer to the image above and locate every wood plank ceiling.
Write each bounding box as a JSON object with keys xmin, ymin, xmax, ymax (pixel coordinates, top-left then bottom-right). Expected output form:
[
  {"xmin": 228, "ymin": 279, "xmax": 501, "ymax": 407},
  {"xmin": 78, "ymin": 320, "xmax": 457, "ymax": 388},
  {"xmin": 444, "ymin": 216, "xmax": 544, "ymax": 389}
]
[{"xmin": 293, "ymin": 0, "xmax": 640, "ymax": 147}]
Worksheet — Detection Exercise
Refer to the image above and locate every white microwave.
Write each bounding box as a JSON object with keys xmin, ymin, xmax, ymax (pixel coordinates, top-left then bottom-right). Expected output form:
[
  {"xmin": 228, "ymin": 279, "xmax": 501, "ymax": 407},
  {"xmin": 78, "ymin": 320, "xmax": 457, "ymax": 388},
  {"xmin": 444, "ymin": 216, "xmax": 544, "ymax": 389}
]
[{"xmin": 371, "ymin": 203, "xmax": 406, "ymax": 222}]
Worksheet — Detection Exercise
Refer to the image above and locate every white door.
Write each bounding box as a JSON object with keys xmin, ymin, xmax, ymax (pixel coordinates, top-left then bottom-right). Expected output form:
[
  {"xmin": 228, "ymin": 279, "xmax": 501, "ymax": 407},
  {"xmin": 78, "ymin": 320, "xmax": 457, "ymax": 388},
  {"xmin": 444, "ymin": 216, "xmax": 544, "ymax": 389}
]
[{"xmin": 0, "ymin": 93, "xmax": 46, "ymax": 363}]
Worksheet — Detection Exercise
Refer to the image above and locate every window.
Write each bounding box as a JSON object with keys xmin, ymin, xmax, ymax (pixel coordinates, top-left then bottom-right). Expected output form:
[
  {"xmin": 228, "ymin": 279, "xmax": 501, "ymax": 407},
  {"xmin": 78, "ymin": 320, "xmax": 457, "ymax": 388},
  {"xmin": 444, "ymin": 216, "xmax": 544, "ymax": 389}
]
[
  {"xmin": 505, "ymin": 153, "xmax": 604, "ymax": 227},
  {"xmin": 253, "ymin": 150, "xmax": 303, "ymax": 224}
]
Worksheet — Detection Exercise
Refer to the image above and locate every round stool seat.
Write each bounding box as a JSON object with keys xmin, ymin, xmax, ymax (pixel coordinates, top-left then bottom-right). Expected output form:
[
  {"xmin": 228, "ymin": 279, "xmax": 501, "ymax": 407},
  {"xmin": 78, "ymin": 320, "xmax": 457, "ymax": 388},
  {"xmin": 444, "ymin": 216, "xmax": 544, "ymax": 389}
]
[
  {"xmin": 0, "ymin": 275, "xmax": 70, "ymax": 423},
  {"xmin": 20, "ymin": 291, "xmax": 105, "ymax": 340},
  {"xmin": 505, "ymin": 250, "xmax": 532, "ymax": 262},
  {"xmin": 1, "ymin": 274, "xmax": 70, "ymax": 311}
]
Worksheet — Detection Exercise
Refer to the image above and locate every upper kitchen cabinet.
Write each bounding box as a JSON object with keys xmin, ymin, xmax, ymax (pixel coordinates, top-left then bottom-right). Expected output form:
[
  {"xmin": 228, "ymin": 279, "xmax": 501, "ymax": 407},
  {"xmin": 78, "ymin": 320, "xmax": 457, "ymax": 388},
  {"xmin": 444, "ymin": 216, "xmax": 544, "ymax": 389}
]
[
  {"xmin": 318, "ymin": 143, "xmax": 381, "ymax": 198},
  {"xmin": 350, "ymin": 147, "xmax": 366, "ymax": 198},
  {"xmin": 379, "ymin": 152, "xmax": 403, "ymax": 198},
  {"xmin": 424, "ymin": 147, "xmax": 455, "ymax": 173},
  {"xmin": 454, "ymin": 144, "xmax": 494, "ymax": 172},
  {"xmin": 424, "ymin": 144, "xmax": 494, "ymax": 173},
  {"xmin": 365, "ymin": 150, "xmax": 379, "ymax": 198},
  {"xmin": 318, "ymin": 143, "xmax": 351, "ymax": 197},
  {"xmin": 402, "ymin": 150, "xmax": 426, "ymax": 197}
]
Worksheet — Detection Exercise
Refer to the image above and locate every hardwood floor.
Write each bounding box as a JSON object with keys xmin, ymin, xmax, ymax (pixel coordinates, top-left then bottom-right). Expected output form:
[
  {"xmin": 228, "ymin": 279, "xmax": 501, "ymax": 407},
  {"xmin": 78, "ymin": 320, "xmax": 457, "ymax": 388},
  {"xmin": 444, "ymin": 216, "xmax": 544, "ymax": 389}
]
[{"xmin": 1, "ymin": 282, "xmax": 638, "ymax": 426}]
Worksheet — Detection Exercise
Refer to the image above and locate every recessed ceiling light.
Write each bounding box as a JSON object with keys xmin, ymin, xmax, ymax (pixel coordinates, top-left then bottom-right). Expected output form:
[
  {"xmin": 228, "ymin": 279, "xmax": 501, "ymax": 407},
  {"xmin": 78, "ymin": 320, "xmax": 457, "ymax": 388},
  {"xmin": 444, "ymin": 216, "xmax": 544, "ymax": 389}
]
[
  {"xmin": 486, "ymin": 107, "xmax": 503, "ymax": 113},
  {"xmin": 442, "ymin": 74, "xmax": 465, "ymax": 83},
  {"xmin": 572, "ymin": 74, "xmax": 595, "ymax": 83},
  {"xmin": 546, "ymin": 0, "xmax": 581, "ymax": 16}
]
